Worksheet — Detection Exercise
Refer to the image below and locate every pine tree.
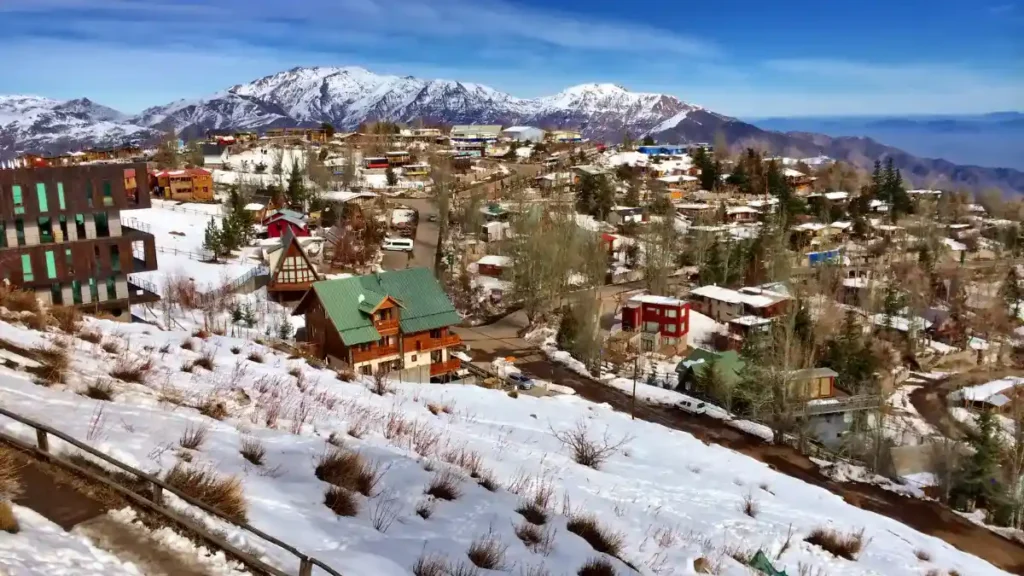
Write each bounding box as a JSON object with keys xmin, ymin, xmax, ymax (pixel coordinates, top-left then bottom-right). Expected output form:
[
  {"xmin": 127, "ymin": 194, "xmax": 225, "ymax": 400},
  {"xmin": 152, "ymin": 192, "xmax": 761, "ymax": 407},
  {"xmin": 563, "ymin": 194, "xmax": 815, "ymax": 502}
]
[
  {"xmin": 952, "ymin": 409, "xmax": 1005, "ymax": 510},
  {"xmin": 1000, "ymin": 266, "xmax": 1022, "ymax": 319},
  {"xmin": 726, "ymin": 161, "xmax": 749, "ymax": 191},
  {"xmin": 385, "ymin": 166, "xmax": 398, "ymax": 186},
  {"xmin": 286, "ymin": 159, "xmax": 307, "ymax": 208},
  {"xmin": 202, "ymin": 217, "xmax": 222, "ymax": 262},
  {"xmin": 641, "ymin": 135, "xmax": 655, "ymax": 146}
]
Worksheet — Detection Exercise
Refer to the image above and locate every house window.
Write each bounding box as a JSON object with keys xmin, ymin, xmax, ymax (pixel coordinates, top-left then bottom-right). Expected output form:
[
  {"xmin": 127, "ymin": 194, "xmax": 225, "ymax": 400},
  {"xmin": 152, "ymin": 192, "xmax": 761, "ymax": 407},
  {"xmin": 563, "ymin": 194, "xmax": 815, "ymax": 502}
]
[
  {"xmin": 57, "ymin": 182, "xmax": 66, "ymax": 210},
  {"xmin": 110, "ymin": 245, "xmax": 121, "ymax": 272},
  {"xmin": 12, "ymin": 185, "xmax": 24, "ymax": 215},
  {"xmin": 664, "ymin": 309, "xmax": 678, "ymax": 318},
  {"xmin": 102, "ymin": 181, "xmax": 113, "ymax": 206},
  {"xmin": 278, "ymin": 256, "xmax": 316, "ymax": 283},
  {"xmin": 85, "ymin": 181, "xmax": 94, "ymax": 208},
  {"xmin": 95, "ymin": 213, "xmax": 109, "ymax": 237},
  {"xmin": 38, "ymin": 217, "xmax": 54, "ymax": 243},
  {"xmin": 36, "ymin": 183, "xmax": 48, "ymax": 212},
  {"xmin": 14, "ymin": 218, "xmax": 25, "ymax": 246},
  {"xmin": 106, "ymin": 276, "xmax": 117, "ymax": 300},
  {"xmin": 58, "ymin": 215, "xmax": 68, "ymax": 241},
  {"xmin": 75, "ymin": 214, "xmax": 86, "ymax": 238},
  {"xmin": 410, "ymin": 355, "xmax": 417, "ymax": 362},
  {"xmin": 65, "ymin": 248, "xmax": 73, "ymax": 274},
  {"xmin": 45, "ymin": 251, "xmax": 57, "ymax": 279},
  {"xmin": 665, "ymin": 323, "xmax": 676, "ymax": 334},
  {"xmin": 87, "ymin": 278, "xmax": 97, "ymax": 303},
  {"xmin": 50, "ymin": 283, "xmax": 63, "ymax": 305},
  {"xmin": 429, "ymin": 329, "xmax": 441, "ymax": 338},
  {"xmin": 21, "ymin": 254, "xmax": 33, "ymax": 282},
  {"xmin": 72, "ymin": 280, "xmax": 83, "ymax": 305},
  {"xmin": 360, "ymin": 365, "xmax": 372, "ymax": 375},
  {"xmin": 643, "ymin": 321, "xmax": 660, "ymax": 333}
]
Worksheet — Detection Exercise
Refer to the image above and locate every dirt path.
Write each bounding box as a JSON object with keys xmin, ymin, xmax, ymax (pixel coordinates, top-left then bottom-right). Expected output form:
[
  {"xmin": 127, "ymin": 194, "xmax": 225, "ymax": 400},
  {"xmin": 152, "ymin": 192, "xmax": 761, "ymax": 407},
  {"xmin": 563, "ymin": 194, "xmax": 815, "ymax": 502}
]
[
  {"xmin": 75, "ymin": 515, "xmax": 216, "ymax": 576},
  {"xmin": 465, "ymin": 347, "xmax": 1024, "ymax": 574},
  {"xmin": 909, "ymin": 367, "xmax": 1024, "ymax": 440}
]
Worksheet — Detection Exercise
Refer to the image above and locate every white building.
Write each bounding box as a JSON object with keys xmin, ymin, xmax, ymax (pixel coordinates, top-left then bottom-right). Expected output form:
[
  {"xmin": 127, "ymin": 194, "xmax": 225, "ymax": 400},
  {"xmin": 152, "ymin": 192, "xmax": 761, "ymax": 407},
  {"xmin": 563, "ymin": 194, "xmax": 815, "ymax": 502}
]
[{"xmin": 501, "ymin": 126, "xmax": 546, "ymax": 143}]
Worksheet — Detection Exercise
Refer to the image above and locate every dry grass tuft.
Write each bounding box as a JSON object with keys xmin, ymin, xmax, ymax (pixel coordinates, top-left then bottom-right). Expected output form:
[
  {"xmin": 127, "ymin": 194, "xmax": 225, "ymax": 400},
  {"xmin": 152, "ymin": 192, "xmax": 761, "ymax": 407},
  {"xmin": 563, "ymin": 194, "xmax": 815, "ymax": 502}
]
[
  {"xmin": 507, "ymin": 389, "xmax": 519, "ymax": 398},
  {"xmin": 515, "ymin": 521, "xmax": 557, "ymax": 555},
  {"xmin": 566, "ymin": 511, "xmax": 625, "ymax": 556},
  {"xmin": 180, "ymin": 338, "xmax": 196, "ymax": 351},
  {"xmin": 323, "ymin": 485, "xmax": 359, "ymax": 516},
  {"xmin": 78, "ymin": 329, "xmax": 102, "ymax": 344},
  {"xmin": 315, "ymin": 448, "xmax": 385, "ymax": 497},
  {"xmin": 178, "ymin": 423, "xmax": 209, "ymax": 450},
  {"xmin": 34, "ymin": 341, "xmax": 70, "ymax": 384},
  {"xmin": 740, "ymin": 493, "xmax": 760, "ymax": 518},
  {"xmin": 0, "ymin": 288, "xmax": 40, "ymax": 313},
  {"xmin": 467, "ymin": 530, "xmax": 508, "ymax": 570},
  {"xmin": 192, "ymin": 348, "xmax": 216, "ymax": 371},
  {"xmin": 239, "ymin": 437, "xmax": 266, "ymax": 466},
  {"xmin": 693, "ymin": 557, "xmax": 713, "ymax": 574},
  {"xmin": 246, "ymin": 350, "xmax": 264, "ymax": 363},
  {"xmin": 577, "ymin": 557, "xmax": 617, "ymax": 576},
  {"xmin": 425, "ymin": 468, "xmax": 462, "ymax": 501},
  {"xmin": 109, "ymin": 355, "xmax": 151, "ymax": 383},
  {"xmin": 192, "ymin": 328, "xmax": 211, "ymax": 340},
  {"xmin": 164, "ymin": 463, "xmax": 247, "ymax": 522},
  {"xmin": 230, "ymin": 346, "xmax": 241, "ymax": 354},
  {"xmin": 101, "ymin": 339, "xmax": 122, "ymax": 354},
  {"xmin": 49, "ymin": 305, "xmax": 82, "ymax": 333},
  {"xmin": 0, "ymin": 500, "xmax": 18, "ymax": 534},
  {"xmin": 416, "ymin": 499, "xmax": 435, "ymax": 519},
  {"xmin": 83, "ymin": 379, "xmax": 116, "ymax": 401},
  {"xmin": 198, "ymin": 398, "xmax": 230, "ymax": 420},
  {"xmin": 477, "ymin": 471, "xmax": 500, "ymax": 492},
  {"xmin": 180, "ymin": 360, "xmax": 195, "ymax": 373},
  {"xmin": 915, "ymin": 549, "xmax": 932, "ymax": 562},
  {"xmin": 412, "ymin": 551, "xmax": 449, "ymax": 576},
  {"xmin": 804, "ymin": 526, "xmax": 867, "ymax": 561},
  {"xmin": 0, "ymin": 447, "xmax": 23, "ymax": 501}
]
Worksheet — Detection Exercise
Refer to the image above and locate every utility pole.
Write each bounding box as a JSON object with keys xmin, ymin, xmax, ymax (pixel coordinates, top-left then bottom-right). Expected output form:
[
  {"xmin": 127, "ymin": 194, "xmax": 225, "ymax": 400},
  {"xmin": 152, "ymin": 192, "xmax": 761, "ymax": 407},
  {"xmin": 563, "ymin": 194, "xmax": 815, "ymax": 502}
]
[{"xmin": 631, "ymin": 350, "xmax": 639, "ymax": 421}]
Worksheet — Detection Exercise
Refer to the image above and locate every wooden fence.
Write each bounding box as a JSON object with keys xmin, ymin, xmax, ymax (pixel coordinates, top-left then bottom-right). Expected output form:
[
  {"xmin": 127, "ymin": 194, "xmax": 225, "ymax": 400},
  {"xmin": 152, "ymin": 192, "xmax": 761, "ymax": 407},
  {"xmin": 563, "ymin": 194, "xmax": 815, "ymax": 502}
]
[{"xmin": 0, "ymin": 405, "xmax": 342, "ymax": 576}]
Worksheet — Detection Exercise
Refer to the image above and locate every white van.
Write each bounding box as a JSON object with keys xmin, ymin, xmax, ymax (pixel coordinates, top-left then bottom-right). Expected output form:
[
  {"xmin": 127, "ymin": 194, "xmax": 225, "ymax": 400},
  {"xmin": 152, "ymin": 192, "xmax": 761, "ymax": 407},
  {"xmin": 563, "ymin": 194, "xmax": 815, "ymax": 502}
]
[{"xmin": 382, "ymin": 237, "xmax": 414, "ymax": 252}]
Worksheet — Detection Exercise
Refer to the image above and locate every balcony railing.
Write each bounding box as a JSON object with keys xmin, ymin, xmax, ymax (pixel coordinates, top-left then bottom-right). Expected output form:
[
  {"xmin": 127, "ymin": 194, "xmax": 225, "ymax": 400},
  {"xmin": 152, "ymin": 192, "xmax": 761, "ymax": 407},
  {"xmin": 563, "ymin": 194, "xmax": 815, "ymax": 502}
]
[
  {"xmin": 430, "ymin": 358, "xmax": 461, "ymax": 376},
  {"xmin": 414, "ymin": 333, "xmax": 462, "ymax": 352},
  {"xmin": 374, "ymin": 318, "xmax": 400, "ymax": 332},
  {"xmin": 352, "ymin": 345, "xmax": 399, "ymax": 364}
]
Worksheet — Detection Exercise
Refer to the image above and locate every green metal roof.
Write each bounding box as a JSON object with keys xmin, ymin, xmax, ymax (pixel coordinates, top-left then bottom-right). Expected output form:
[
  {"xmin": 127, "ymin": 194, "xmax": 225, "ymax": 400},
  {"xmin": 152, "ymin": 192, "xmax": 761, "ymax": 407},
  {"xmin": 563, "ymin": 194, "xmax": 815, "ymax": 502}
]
[{"xmin": 310, "ymin": 268, "xmax": 459, "ymax": 346}]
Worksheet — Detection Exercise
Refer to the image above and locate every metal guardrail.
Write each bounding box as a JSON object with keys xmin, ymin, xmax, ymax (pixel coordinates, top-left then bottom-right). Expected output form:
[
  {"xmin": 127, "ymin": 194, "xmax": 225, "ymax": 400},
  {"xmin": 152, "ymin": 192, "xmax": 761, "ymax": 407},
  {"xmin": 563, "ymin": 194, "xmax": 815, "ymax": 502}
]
[{"xmin": 0, "ymin": 406, "xmax": 342, "ymax": 576}]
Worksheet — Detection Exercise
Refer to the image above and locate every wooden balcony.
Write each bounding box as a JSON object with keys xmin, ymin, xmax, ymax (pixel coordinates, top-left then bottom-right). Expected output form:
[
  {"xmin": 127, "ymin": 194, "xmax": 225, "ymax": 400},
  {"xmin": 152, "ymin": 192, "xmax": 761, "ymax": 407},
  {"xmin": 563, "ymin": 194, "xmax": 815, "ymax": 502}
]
[
  {"xmin": 374, "ymin": 318, "xmax": 400, "ymax": 333},
  {"xmin": 410, "ymin": 333, "xmax": 462, "ymax": 352},
  {"xmin": 351, "ymin": 345, "xmax": 399, "ymax": 364},
  {"xmin": 429, "ymin": 358, "xmax": 461, "ymax": 376}
]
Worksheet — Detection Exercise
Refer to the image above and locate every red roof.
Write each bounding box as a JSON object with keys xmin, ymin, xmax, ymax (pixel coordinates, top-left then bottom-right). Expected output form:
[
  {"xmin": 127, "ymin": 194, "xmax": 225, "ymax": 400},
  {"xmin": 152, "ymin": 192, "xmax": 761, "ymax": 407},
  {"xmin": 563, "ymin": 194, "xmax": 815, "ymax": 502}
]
[{"xmin": 151, "ymin": 168, "xmax": 212, "ymax": 178}]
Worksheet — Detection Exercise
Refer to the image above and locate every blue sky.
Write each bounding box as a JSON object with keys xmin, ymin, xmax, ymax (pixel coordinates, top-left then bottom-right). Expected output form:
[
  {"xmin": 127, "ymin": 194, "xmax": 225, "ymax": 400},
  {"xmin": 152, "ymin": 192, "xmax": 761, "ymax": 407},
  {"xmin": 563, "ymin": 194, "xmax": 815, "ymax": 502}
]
[{"xmin": 0, "ymin": 0, "xmax": 1021, "ymax": 117}]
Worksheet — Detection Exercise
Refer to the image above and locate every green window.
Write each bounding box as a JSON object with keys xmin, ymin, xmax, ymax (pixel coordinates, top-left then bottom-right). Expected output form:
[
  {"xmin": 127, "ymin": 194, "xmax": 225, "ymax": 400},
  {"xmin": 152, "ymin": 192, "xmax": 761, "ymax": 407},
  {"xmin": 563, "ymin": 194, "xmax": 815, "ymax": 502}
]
[
  {"xmin": 87, "ymin": 278, "xmax": 97, "ymax": 303},
  {"xmin": 102, "ymin": 181, "xmax": 113, "ymax": 207},
  {"xmin": 95, "ymin": 213, "xmax": 109, "ymax": 237},
  {"xmin": 21, "ymin": 254, "xmax": 33, "ymax": 282},
  {"xmin": 12, "ymin": 185, "xmax": 24, "ymax": 215},
  {"xmin": 110, "ymin": 245, "xmax": 120, "ymax": 272},
  {"xmin": 36, "ymin": 183, "xmax": 48, "ymax": 212},
  {"xmin": 38, "ymin": 217, "xmax": 54, "ymax": 243},
  {"xmin": 14, "ymin": 218, "xmax": 25, "ymax": 247},
  {"xmin": 50, "ymin": 284, "xmax": 63, "ymax": 305},
  {"xmin": 75, "ymin": 214, "xmax": 86, "ymax": 238},
  {"xmin": 106, "ymin": 276, "xmax": 117, "ymax": 300},
  {"xmin": 65, "ymin": 248, "xmax": 72, "ymax": 266},
  {"xmin": 45, "ymin": 251, "xmax": 57, "ymax": 279},
  {"xmin": 57, "ymin": 182, "xmax": 66, "ymax": 210},
  {"xmin": 73, "ymin": 280, "xmax": 84, "ymax": 305}
]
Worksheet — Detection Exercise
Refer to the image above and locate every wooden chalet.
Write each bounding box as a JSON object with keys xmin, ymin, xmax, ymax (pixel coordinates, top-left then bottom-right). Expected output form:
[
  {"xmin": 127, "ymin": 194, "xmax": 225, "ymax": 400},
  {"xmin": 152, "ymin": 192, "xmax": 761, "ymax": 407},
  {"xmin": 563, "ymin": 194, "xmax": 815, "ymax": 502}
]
[
  {"xmin": 266, "ymin": 229, "xmax": 321, "ymax": 301},
  {"xmin": 294, "ymin": 268, "xmax": 463, "ymax": 383}
]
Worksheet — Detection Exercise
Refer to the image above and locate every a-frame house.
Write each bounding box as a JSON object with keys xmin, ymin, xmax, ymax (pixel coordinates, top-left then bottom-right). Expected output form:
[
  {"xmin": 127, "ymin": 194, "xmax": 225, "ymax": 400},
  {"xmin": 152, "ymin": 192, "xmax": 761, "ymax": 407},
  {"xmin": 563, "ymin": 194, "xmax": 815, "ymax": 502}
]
[{"xmin": 267, "ymin": 228, "xmax": 321, "ymax": 302}]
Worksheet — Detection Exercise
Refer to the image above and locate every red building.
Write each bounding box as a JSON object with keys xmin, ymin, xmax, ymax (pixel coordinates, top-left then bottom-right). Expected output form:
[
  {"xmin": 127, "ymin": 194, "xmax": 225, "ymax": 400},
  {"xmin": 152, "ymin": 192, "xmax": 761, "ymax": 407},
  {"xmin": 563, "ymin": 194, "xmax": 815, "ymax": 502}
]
[
  {"xmin": 364, "ymin": 157, "xmax": 389, "ymax": 169},
  {"xmin": 263, "ymin": 209, "xmax": 310, "ymax": 239},
  {"xmin": 621, "ymin": 294, "xmax": 690, "ymax": 353}
]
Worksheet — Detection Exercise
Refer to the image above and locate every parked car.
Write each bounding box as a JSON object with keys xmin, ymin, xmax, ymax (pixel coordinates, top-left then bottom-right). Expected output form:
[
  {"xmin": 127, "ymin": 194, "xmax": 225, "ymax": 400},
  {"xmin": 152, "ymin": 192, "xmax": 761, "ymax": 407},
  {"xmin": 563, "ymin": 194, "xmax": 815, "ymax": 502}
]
[
  {"xmin": 382, "ymin": 237, "xmax": 414, "ymax": 252},
  {"xmin": 506, "ymin": 372, "xmax": 534, "ymax": 390},
  {"xmin": 676, "ymin": 399, "xmax": 706, "ymax": 415}
]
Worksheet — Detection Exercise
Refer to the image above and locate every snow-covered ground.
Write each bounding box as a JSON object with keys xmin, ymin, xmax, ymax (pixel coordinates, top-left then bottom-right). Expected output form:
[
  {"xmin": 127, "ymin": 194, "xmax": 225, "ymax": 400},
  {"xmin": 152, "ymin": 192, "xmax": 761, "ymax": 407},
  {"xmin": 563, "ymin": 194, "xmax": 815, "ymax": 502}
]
[
  {"xmin": 0, "ymin": 314, "xmax": 1014, "ymax": 576},
  {"xmin": 884, "ymin": 385, "xmax": 941, "ymax": 446}
]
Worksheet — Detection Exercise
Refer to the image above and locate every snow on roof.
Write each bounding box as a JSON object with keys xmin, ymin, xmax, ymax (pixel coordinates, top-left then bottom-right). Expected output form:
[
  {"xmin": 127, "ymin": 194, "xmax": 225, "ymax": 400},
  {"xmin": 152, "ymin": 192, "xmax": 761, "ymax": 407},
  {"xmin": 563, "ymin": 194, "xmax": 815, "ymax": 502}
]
[
  {"xmin": 782, "ymin": 168, "xmax": 806, "ymax": 178},
  {"xmin": 656, "ymin": 174, "xmax": 698, "ymax": 183},
  {"xmin": 943, "ymin": 238, "xmax": 967, "ymax": 252},
  {"xmin": 676, "ymin": 203, "xmax": 712, "ymax": 210},
  {"xmin": 807, "ymin": 191, "xmax": 849, "ymax": 201},
  {"xmin": 476, "ymin": 255, "xmax": 511, "ymax": 268},
  {"xmin": 908, "ymin": 189, "xmax": 943, "ymax": 195},
  {"xmin": 605, "ymin": 151, "xmax": 648, "ymax": 167},
  {"xmin": 324, "ymin": 190, "xmax": 379, "ymax": 203},
  {"xmin": 954, "ymin": 376, "xmax": 1024, "ymax": 402},
  {"xmin": 966, "ymin": 204, "xmax": 986, "ymax": 213},
  {"xmin": 726, "ymin": 206, "xmax": 759, "ymax": 214},
  {"xmin": 243, "ymin": 202, "xmax": 265, "ymax": 211},
  {"xmin": 690, "ymin": 285, "xmax": 784, "ymax": 308},
  {"xmin": 870, "ymin": 313, "xmax": 933, "ymax": 333},
  {"xmin": 730, "ymin": 315, "xmax": 773, "ymax": 326},
  {"xmin": 830, "ymin": 221, "xmax": 852, "ymax": 230},
  {"xmin": 628, "ymin": 294, "xmax": 684, "ymax": 307},
  {"xmin": 794, "ymin": 222, "xmax": 827, "ymax": 232}
]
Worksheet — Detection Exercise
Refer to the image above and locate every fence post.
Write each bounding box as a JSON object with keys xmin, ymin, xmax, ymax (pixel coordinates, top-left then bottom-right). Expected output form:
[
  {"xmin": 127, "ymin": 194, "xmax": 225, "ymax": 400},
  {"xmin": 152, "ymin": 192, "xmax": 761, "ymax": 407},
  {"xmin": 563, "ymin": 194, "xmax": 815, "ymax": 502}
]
[
  {"xmin": 299, "ymin": 558, "xmax": 313, "ymax": 576},
  {"xmin": 151, "ymin": 482, "xmax": 163, "ymax": 505},
  {"xmin": 35, "ymin": 429, "xmax": 49, "ymax": 453}
]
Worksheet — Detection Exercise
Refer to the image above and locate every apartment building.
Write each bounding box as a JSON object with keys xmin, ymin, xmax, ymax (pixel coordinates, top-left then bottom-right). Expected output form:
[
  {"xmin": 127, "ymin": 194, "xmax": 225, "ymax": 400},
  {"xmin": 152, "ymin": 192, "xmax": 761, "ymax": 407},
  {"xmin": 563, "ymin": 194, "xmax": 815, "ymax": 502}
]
[
  {"xmin": 0, "ymin": 163, "xmax": 159, "ymax": 320},
  {"xmin": 620, "ymin": 294, "xmax": 690, "ymax": 353},
  {"xmin": 294, "ymin": 268, "xmax": 463, "ymax": 383}
]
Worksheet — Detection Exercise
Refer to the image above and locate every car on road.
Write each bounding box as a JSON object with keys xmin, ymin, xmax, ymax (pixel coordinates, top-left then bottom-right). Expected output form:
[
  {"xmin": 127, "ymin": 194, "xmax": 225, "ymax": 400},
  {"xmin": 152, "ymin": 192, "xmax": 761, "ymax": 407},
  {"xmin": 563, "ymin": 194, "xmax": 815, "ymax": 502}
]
[
  {"xmin": 382, "ymin": 237, "xmax": 414, "ymax": 252},
  {"xmin": 676, "ymin": 399, "xmax": 707, "ymax": 415},
  {"xmin": 506, "ymin": 372, "xmax": 535, "ymax": 390}
]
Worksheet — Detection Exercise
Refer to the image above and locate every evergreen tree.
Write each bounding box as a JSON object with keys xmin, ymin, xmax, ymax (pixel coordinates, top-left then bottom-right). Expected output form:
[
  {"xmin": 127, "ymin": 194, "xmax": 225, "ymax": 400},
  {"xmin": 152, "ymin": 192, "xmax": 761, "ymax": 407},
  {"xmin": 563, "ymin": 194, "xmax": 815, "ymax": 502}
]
[
  {"xmin": 641, "ymin": 135, "xmax": 656, "ymax": 146},
  {"xmin": 1000, "ymin": 266, "xmax": 1022, "ymax": 319},
  {"xmin": 726, "ymin": 161, "xmax": 749, "ymax": 191},
  {"xmin": 869, "ymin": 160, "xmax": 884, "ymax": 198},
  {"xmin": 286, "ymin": 159, "xmax": 307, "ymax": 207},
  {"xmin": 575, "ymin": 174, "xmax": 614, "ymax": 220},
  {"xmin": 952, "ymin": 409, "xmax": 1005, "ymax": 510},
  {"xmin": 202, "ymin": 217, "xmax": 223, "ymax": 262},
  {"xmin": 385, "ymin": 166, "xmax": 398, "ymax": 186}
]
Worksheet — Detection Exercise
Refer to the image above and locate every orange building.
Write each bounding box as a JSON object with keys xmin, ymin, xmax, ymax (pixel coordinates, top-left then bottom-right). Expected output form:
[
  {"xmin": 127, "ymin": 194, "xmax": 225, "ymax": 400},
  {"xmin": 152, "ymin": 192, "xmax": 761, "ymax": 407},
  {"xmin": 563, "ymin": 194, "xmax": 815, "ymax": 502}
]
[{"xmin": 151, "ymin": 168, "xmax": 214, "ymax": 201}]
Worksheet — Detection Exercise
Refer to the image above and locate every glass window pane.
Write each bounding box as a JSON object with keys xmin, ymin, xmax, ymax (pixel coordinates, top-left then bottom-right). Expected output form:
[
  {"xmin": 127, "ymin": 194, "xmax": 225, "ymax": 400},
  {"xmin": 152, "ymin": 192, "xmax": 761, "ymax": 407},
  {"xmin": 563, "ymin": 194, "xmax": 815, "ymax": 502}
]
[
  {"xmin": 36, "ymin": 183, "xmax": 48, "ymax": 212},
  {"xmin": 57, "ymin": 182, "xmax": 66, "ymax": 210},
  {"xmin": 12, "ymin": 185, "xmax": 24, "ymax": 214},
  {"xmin": 73, "ymin": 280, "xmax": 83, "ymax": 305},
  {"xmin": 21, "ymin": 254, "xmax": 33, "ymax": 281},
  {"xmin": 45, "ymin": 251, "xmax": 56, "ymax": 279},
  {"xmin": 103, "ymin": 181, "xmax": 113, "ymax": 207}
]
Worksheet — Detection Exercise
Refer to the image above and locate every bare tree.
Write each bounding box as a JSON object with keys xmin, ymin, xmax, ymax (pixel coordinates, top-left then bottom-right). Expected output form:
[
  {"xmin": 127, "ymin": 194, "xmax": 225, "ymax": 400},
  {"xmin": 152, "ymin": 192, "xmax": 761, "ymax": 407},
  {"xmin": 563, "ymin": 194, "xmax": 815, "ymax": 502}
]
[
  {"xmin": 640, "ymin": 202, "xmax": 680, "ymax": 295},
  {"xmin": 550, "ymin": 420, "xmax": 633, "ymax": 469}
]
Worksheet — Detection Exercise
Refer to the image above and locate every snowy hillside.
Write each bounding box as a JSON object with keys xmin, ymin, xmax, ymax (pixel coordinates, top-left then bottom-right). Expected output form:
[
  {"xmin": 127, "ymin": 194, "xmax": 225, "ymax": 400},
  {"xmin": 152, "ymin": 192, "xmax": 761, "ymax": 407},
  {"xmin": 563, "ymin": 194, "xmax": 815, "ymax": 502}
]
[
  {"xmin": 0, "ymin": 313, "xmax": 1012, "ymax": 576},
  {"xmin": 0, "ymin": 95, "xmax": 156, "ymax": 159}
]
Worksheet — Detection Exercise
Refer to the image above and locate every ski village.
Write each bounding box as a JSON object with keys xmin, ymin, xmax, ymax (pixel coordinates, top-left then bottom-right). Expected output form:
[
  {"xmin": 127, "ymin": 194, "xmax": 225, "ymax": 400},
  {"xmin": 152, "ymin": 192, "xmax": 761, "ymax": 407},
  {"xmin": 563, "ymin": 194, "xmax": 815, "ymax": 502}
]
[{"xmin": 0, "ymin": 69, "xmax": 1023, "ymax": 576}]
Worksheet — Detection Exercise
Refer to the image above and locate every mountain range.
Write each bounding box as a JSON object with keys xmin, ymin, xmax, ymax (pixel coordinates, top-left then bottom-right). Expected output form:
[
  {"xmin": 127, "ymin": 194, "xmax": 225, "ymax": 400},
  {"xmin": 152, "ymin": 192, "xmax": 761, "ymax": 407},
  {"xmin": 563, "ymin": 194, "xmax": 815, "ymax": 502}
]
[{"xmin": 1, "ymin": 66, "xmax": 1022, "ymax": 194}]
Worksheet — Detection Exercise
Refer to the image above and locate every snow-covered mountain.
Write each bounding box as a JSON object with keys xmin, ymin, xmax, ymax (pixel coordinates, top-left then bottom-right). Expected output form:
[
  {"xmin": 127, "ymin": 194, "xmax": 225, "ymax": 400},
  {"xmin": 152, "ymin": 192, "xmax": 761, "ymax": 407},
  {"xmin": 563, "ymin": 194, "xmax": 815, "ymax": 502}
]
[
  {"xmin": 131, "ymin": 66, "xmax": 700, "ymax": 140},
  {"xmin": 0, "ymin": 95, "xmax": 156, "ymax": 159}
]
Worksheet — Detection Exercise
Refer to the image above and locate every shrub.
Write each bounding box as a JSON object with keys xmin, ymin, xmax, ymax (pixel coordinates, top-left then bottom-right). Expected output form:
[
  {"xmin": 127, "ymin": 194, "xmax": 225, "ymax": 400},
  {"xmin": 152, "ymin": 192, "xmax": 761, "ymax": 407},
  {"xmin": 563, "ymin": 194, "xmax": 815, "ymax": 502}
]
[
  {"xmin": 181, "ymin": 360, "xmax": 195, "ymax": 373},
  {"xmin": 467, "ymin": 531, "xmax": 508, "ymax": 570},
  {"xmin": 178, "ymin": 423, "xmax": 209, "ymax": 450},
  {"xmin": 448, "ymin": 561, "xmax": 481, "ymax": 576},
  {"xmin": 412, "ymin": 552, "xmax": 448, "ymax": 576},
  {"xmin": 230, "ymin": 346, "xmax": 241, "ymax": 354},
  {"xmin": 180, "ymin": 339, "xmax": 195, "ymax": 351},
  {"xmin": 288, "ymin": 366, "xmax": 302, "ymax": 378},
  {"xmin": 551, "ymin": 420, "xmax": 632, "ymax": 469},
  {"xmin": 193, "ymin": 328, "xmax": 211, "ymax": 340},
  {"xmin": 78, "ymin": 329, "xmax": 102, "ymax": 344},
  {"xmin": 804, "ymin": 526, "xmax": 867, "ymax": 560},
  {"xmin": 517, "ymin": 500, "xmax": 549, "ymax": 525},
  {"xmin": 369, "ymin": 368, "xmax": 392, "ymax": 395},
  {"xmin": 477, "ymin": 471, "xmax": 499, "ymax": 492},
  {"xmin": 416, "ymin": 499, "xmax": 434, "ymax": 519},
  {"xmin": 577, "ymin": 557, "xmax": 616, "ymax": 576},
  {"xmin": 336, "ymin": 368, "xmax": 355, "ymax": 382},
  {"xmin": 240, "ymin": 437, "xmax": 266, "ymax": 466},
  {"xmin": 0, "ymin": 500, "xmax": 17, "ymax": 534},
  {"xmin": 34, "ymin": 342, "xmax": 70, "ymax": 384},
  {"xmin": 163, "ymin": 463, "xmax": 247, "ymax": 522},
  {"xmin": 49, "ymin": 305, "xmax": 82, "ymax": 333},
  {"xmin": 83, "ymin": 379, "xmax": 115, "ymax": 401},
  {"xmin": 323, "ymin": 485, "xmax": 359, "ymax": 517},
  {"xmin": 566, "ymin": 511, "xmax": 624, "ymax": 556},
  {"xmin": 101, "ymin": 339, "xmax": 122, "ymax": 354},
  {"xmin": 192, "ymin": 349, "xmax": 216, "ymax": 371},
  {"xmin": 740, "ymin": 493, "xmax": 759, "ymax": 518},
  {"xmin": 0, "ymin": 447, "xmax": 23, "ymax": 500},
  {"xmin": 0, "ymin": 288, "xmax": 40, "ymax": 313},
  {"xmin": 110, "ymin": 355, "xmax": 151, "ymax": 384},
  {"xmin": 198, "ymin": 398, "xmax": 229, "ymax": 420},
  {"xmin": 425, "ymin": 469, "xmax": 462, "ymax": 501},
  {"xmin": 507, "ymin": 389, "xmax": 519, "ymax": 398},
  {"xmin": 515, "ymin": 521, "xmax": 556, "ymax": 554},
  {"xmin": 247, "ymin": 351, "xmax": 264, "ymax": 363},
  {"xmin": 315, "ymin": 448, "xmax": 384, "ymax": 497}
]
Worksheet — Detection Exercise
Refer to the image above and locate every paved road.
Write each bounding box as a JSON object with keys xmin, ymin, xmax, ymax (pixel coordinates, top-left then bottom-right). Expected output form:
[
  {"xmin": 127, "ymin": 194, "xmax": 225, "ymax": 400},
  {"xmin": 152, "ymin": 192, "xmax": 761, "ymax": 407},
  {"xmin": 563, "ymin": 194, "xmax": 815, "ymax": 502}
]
[{"xmin": 381, "ymin": 197, "xmax": 439, "ymax": 271}]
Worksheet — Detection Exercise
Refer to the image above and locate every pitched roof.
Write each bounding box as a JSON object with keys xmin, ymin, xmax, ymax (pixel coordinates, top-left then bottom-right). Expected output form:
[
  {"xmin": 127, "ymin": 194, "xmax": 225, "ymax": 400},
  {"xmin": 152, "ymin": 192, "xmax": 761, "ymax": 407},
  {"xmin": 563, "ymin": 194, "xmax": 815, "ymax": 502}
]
[{"xmin": 299, "ymin": 268, "xmax": 460, "ymax": 346}]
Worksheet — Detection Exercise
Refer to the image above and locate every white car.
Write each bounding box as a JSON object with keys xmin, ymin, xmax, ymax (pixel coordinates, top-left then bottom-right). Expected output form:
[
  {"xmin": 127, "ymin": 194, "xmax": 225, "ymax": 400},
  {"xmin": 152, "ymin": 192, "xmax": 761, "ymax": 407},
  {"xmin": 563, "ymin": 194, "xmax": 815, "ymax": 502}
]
[
  {"xmin": 382, "ymin": 237, "xmax": 414, "ymax": 252},
  {"xmin": 676, "ymin": 399, "xmax": 707, "ymax": 415}
]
